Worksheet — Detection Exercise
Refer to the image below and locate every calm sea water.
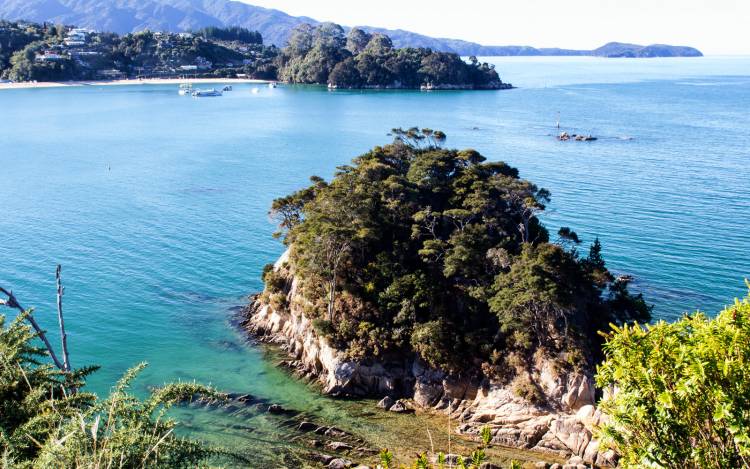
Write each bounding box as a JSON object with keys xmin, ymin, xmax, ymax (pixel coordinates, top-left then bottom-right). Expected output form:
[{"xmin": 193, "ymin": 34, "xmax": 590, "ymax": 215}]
[{"xmin": 1, "ymin": 56, "xmax": 749, "ymax": 465}]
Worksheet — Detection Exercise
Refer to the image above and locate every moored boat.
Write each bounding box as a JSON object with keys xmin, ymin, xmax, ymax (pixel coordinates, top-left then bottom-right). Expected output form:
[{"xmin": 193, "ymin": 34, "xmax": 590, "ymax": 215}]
[{"xmin": 192, "ymin": 88, "xmax": 223, "ymax": 97}]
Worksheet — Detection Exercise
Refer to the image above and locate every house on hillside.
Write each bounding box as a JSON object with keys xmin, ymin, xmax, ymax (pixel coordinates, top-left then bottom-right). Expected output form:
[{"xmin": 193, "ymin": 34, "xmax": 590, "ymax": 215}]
[{"xmin": 36, "ymin": 51, "xmax": 68, "ymax": 61}]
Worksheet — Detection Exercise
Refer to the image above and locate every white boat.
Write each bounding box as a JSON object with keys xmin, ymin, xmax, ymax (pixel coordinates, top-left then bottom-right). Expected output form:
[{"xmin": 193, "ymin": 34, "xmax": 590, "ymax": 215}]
[
  {"xmin": 178, "ymin": 83, "xmax": 193, "ymax": 96},
  {"xmin": 192, "ymin": 88, "xmax": 223, "ymax": 97},
  {"xmin": 222, "ymin": 85, "xmax": 232, "ymax": 92},
  {"xmin": 268, "ymin": 82, "xmax": 277, "ymax": 88}
]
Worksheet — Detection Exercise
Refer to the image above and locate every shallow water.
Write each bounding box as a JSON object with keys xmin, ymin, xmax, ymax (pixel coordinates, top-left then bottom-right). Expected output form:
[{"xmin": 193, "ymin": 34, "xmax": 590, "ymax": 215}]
[{"xmin": 1, "ymin": 56, "xmax": 749, "ymax": 466}]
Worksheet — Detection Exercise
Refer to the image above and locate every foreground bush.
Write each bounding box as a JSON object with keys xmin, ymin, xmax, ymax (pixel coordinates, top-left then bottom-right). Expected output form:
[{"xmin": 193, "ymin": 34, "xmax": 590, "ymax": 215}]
[
  {"xmin": 0, "ymin": 311, "xmax": 234, "ymax": 468},
  {"xmin": 596, "ymin": 285, "xmax": 750, "ymax": 468}
]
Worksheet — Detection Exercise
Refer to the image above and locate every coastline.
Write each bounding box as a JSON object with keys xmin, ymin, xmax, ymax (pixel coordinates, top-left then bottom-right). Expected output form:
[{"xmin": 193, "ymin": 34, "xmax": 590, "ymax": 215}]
[
  {"xmin": 239, "ymin": 251, "xmax": 615, "ymax": 467},
  {"xmin": 0, "ymin": 77, "xmax": 270, "ymax": 91}
]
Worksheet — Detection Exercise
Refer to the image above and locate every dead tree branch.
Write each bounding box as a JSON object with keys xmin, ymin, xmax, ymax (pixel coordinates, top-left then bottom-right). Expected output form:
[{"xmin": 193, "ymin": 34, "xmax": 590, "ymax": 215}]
[
  {"xmin": 0, "ymin": 285, "xmax": 66, "ymax": 371},
  {"xmin": 56, "ymin": 265, "xmax": 71, "ymax": 372}
]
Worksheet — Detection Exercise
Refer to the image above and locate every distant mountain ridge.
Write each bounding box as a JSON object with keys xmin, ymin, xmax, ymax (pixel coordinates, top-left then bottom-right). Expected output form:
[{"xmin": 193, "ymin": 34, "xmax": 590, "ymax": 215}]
[{"xmin": 0, "ymin": 0, "xmax": 703, "ymax": 57}]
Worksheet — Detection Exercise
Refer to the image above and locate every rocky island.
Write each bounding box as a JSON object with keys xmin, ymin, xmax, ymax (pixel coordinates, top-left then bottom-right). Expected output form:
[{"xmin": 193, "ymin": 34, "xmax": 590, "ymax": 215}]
[{"xmin": 240, "ymin": 128, "xmax": 651, "ymax": 466}]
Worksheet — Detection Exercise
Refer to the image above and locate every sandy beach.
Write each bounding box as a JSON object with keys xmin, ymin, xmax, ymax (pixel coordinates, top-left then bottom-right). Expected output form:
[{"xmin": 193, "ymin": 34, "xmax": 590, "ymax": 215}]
[{"xmin": 0, "ymin": 77, "xmax": 271, "ymax": 91}]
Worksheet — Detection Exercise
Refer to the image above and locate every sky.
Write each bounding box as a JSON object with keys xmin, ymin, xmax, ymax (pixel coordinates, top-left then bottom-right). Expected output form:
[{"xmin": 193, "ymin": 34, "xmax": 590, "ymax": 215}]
[{"xmin": 240, "ymin": 0, "xmax": 749, "ymax": 55}]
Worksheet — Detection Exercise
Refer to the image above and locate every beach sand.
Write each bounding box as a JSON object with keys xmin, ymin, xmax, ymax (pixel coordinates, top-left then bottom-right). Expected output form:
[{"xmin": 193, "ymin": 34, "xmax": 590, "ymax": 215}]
[{"xmin": 0, "ymin": 77, "xmax": 270, "ymax": 91}]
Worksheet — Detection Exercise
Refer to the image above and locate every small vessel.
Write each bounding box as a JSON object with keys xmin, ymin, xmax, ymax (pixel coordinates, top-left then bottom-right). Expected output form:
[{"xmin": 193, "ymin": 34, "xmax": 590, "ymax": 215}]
[
  {"xmin": 222, "ymin": 85, "xmax": 233, "ymax": 92},
  {"xmin": 192, "ymin": 88, "xmax": 223, "ymax": 97},
  {"xmin": 251, "ymin": 88, "xmax": 260, "ymax": 94},
  {"xmin": 574, "ymin": 134, "xmax": 598, "ymax": 141},
  {"xmin": 178, "ymin": 83, "xmax": 193, "ymax": 96},
  {"xmin": 268, "ymin": 82, "xmax": 277, "ymax": 88}
]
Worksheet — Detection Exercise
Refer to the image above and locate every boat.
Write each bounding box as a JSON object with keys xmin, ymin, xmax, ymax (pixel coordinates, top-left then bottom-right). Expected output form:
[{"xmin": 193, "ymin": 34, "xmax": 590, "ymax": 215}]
[
  {"xmin": 269, "ymin": 82, "xmax": 277, "ymax": 89},
  {"xmin": 192, "ymin": 88, "xmax": 223, "ymax": 97},
  {"xmin": 178, "ymin": 83, "xmax": 193, "ymax": 96},
  {"xmin": 222, "ymin": 85, "xmax": 233, "ymax": 92},
  {"xmin": 574, "ymin": 134, "xmax": 598, "ymax": 141}
]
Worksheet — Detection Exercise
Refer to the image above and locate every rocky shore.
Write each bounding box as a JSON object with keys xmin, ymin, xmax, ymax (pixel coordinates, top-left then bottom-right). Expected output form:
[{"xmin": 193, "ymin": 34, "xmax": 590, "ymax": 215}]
[{"xmin": 239, "ymin": 251, "xmax": 616, "ymax": 467}]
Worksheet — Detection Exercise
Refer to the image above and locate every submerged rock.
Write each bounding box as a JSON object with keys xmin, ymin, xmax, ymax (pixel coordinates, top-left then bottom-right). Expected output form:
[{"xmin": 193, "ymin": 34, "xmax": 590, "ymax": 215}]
[
  {"xmin": 267, "ymin": 404, "xmax": 285, "ymax": 414},
  {"xmin": 298, "ymin": 421, "xmax": 318, "ymax": 432}
]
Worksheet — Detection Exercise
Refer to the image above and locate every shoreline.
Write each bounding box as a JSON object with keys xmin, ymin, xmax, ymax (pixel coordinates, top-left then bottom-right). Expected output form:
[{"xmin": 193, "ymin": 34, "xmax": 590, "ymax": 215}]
[
  {"xmin": 0, "ymin": 77, "xmax": 270, "ymax": 91},
  {"xmin": 233, "ymin": 306, "xmax": 568, "ymax": 467}
]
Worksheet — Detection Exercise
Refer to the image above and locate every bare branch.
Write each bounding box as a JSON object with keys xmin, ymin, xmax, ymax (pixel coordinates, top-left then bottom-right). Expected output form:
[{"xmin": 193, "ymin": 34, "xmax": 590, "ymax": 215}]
[
  {"xmin": 0, "ymin": 285, "xmax": 66, "ymax": 370},
  {"xmin": 56, "ymin": 265, "xmax": 71, "ymax": 372}
]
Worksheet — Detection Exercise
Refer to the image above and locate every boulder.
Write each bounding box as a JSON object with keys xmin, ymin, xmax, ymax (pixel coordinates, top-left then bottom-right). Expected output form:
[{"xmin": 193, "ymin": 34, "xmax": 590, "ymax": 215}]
[
  {"xmin": 561, "ymin": 375, "xmax": 594, "ymax": 411},
  {"xmin": 328, "ymin": 458, "xmax": 352, "ymax": 469},
  {"xmin": 479, "ymin": 463, "xmax": 502, "ymax": 469},
  {"xmin": 582, "ymin": 439, "xmax": 599, "ymax": 464},
  {"xmin": 310, "ymin": 453, "xmax": 335, "ymax": 464},
  {"xmin": 324, "ymin": 427, "xmax": 348, "ymax": 438},
  {"xmin": 595, "ymin": 449, "xmax": 618, "ymax": 467},
  {"xmin": 327, "ymin": 441, "xmax": 353, "ymax": 452},
  {"xmin": 550, "ymin": 417, "xmax": 591, "ymax": 455},
  {"xmin": 388, "ymin": 400, "xmax": 413, "ymax": 413},
  {"xmin": 563, "ymin": 455, "xmax": 586, "ymax": 469},
  {"xmin": 297, "ymin": 421, "xmax": 317, "ymax": 432},
  {"xmin": 376, "ymin": 396, "xmax": 395, "ymax": 411},
  {"xmin": 267, "ymin": 404, "xmax": 285, "ymax": 414}
]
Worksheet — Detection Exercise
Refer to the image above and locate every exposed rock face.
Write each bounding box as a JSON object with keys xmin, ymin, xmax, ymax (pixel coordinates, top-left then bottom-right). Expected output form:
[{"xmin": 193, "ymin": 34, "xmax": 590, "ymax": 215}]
[{"xmin": 241, "ymin": 250, "xmax": 611, "ymax": 465}]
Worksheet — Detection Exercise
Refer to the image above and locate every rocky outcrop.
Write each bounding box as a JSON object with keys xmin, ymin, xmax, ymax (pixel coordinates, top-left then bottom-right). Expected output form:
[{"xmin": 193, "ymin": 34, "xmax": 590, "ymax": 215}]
[{"xmin": 241, "ymin": 250, "xmax": 612, "ymax": 466}]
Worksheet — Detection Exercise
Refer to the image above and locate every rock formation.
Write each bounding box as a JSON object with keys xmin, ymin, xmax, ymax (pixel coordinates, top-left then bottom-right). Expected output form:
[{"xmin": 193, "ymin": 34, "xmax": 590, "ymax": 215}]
[{"xmin": 240, "ymin": 250, "xmax": 614, "ymax": 466}]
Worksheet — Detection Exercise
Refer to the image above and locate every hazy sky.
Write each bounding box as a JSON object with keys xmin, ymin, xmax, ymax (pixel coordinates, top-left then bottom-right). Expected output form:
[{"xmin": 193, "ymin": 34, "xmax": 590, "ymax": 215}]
[{"xmin": 240, "ymin": 0, "xmax": 748, "ymax": 55}]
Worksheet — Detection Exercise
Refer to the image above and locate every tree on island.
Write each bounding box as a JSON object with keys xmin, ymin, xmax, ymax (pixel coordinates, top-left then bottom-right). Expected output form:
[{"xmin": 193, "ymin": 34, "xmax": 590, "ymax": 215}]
[
  {"xmin": 276, "ymin": 24, "xmax": 507, "ymax": 89},
  {"xmin": 268, "ymin": 129, "xmax": 650, "ymax": 374}
]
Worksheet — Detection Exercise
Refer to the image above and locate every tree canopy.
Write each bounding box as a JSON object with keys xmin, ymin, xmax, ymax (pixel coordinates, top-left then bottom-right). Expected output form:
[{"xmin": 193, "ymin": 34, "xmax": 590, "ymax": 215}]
[
  {"xmin": 268, "ymin": 130, "xmax": 649, "ymax": 375},
  {"xmin": 277, "ymin": 24, "xmax": 506, "ymax": 89}
]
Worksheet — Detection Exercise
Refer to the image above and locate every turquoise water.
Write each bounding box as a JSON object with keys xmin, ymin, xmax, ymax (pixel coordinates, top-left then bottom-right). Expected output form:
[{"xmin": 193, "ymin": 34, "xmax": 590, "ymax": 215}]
[{"xmin": 1, "ymin": 56, "xmax": 749, "ymax": 465}]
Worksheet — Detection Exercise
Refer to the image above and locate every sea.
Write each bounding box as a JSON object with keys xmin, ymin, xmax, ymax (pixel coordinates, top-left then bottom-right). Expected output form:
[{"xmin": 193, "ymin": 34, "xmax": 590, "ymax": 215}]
[{"xmin": 1, "ymin": 56, "xmax": 748, "ymax": 466}]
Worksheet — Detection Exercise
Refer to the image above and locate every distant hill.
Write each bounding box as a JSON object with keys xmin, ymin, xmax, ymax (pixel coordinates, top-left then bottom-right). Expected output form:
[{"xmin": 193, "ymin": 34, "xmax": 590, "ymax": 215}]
[{"xmin": 0, "ymin": 0, "xmax": 703, "ymax": 57}]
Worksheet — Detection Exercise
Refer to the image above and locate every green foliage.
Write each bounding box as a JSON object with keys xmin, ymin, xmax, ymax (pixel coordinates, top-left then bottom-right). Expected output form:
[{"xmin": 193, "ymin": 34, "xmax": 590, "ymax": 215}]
[
  {"xmin": 380, "ymin": 448, "xmax": 394, "ymax": 468},
  {"xmin": 0, "ymin": 20, "xmax": 275, "ymax": 81},
  {"xmin": 596, "ymin": 286, "xmax": 750, "ymax": 468},
  {"xmin": 197, "ymin": 26, "xmax": 262, "ymax": 44},
  {"xmin": 262, "ymin": 266, "xmax": 287, "ymax": 293},
  {"xmin": 267, "ymin": 131, "xmax": 647, "ymax": 380},
  {"xmin": 278, "ymin": 23, "xmax": 504, "ymax": 89},
  {"xmin": 480, "ymin": 425, "xmax": 492, "ymax": 448},
  {"xmin": 0, "ymin": 310, "xmax": 235, "ymax": 468}
]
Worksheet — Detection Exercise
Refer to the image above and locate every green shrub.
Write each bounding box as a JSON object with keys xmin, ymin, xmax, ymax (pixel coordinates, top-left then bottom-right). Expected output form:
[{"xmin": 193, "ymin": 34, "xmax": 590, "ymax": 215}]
[
  {"xmin": 0, "ymin": 311, "xmax": 237, "ymax": 468},
  {"xmin": 596, "ymin": 286, "xmax": 750, "ymax": 468},
  {"xmin": 312, "ymin": 318, "xmax": 335, "ymax": 337}
]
